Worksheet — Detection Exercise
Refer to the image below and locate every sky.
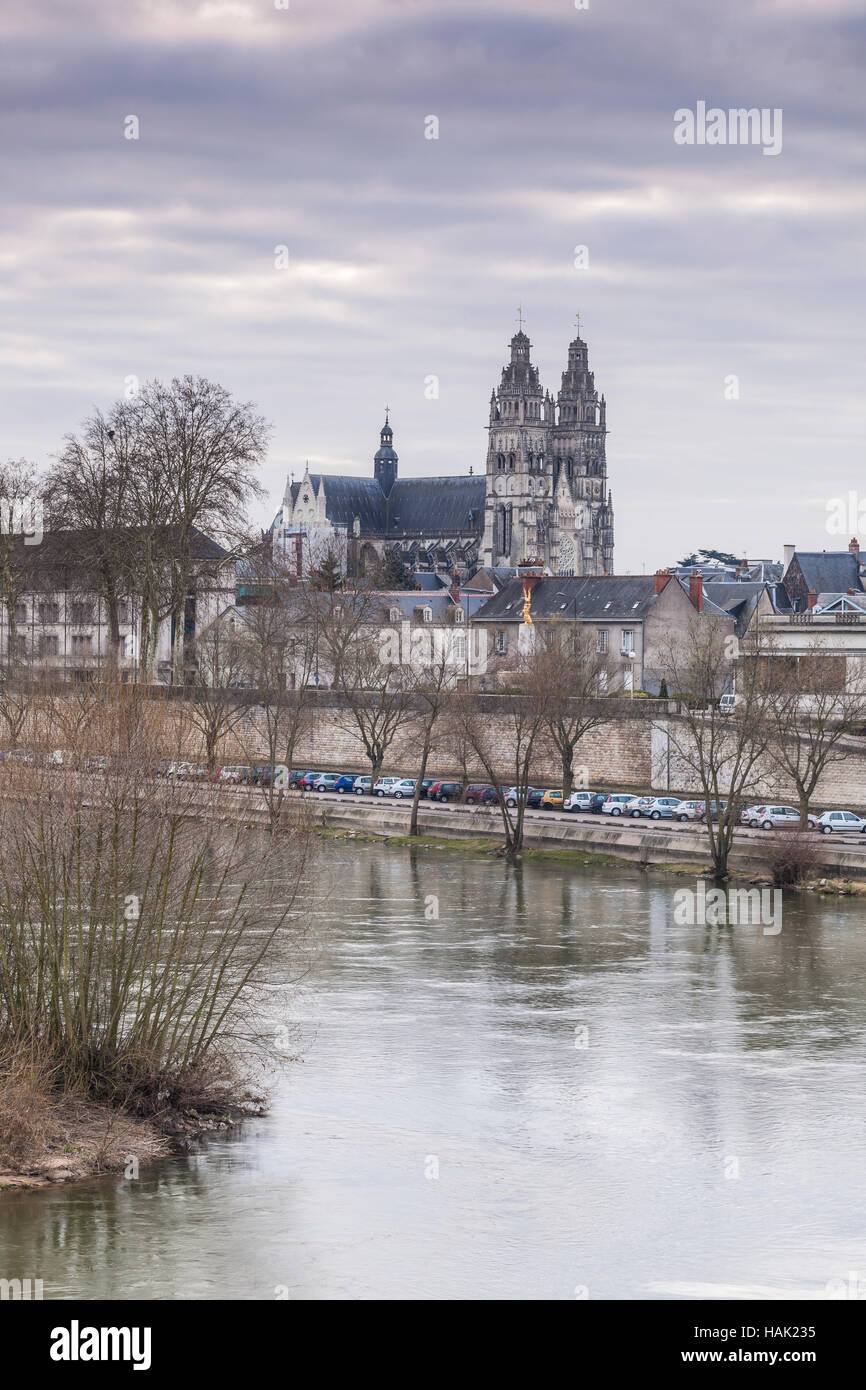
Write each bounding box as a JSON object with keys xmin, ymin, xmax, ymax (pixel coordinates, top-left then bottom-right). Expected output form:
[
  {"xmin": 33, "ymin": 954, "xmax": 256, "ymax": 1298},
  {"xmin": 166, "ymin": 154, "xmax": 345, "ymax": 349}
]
[{"xmin": 2, "ymin": 0, "xmax": 865, "ymax": 571}]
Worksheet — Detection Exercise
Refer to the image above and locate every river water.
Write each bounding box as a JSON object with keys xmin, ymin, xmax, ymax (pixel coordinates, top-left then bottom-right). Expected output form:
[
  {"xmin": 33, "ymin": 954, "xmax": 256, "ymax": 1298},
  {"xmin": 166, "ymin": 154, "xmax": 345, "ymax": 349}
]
[{"xmin": 3, "ymin": 843, "xmax": 866, "ymax": 1300}]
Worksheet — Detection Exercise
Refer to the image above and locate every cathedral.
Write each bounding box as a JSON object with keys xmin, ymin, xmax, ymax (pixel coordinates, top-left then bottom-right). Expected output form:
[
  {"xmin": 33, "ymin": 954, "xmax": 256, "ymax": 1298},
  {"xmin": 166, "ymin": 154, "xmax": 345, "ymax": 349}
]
[{"xmin": 274, "ymin": 326, "xmax": 614, "ymax": 578}]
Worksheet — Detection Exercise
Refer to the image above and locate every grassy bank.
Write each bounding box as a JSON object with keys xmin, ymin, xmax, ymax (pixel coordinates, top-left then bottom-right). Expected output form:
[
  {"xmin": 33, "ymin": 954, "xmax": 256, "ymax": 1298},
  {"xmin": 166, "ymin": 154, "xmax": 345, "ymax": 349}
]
[
  {"xmin": 315, "ymin": 824, "xmax": 866, "ymax": 893},
  {"xmin": 0, "ymin": 755, "xmax": 312, "ymax": 1192}
]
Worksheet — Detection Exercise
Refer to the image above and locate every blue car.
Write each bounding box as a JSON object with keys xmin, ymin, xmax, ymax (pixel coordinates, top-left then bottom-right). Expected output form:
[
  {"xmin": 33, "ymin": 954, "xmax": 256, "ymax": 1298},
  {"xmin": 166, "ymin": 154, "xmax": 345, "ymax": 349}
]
[{"xmin": 333, "ymin": 775, "xmax": 358, "ymax": 794}]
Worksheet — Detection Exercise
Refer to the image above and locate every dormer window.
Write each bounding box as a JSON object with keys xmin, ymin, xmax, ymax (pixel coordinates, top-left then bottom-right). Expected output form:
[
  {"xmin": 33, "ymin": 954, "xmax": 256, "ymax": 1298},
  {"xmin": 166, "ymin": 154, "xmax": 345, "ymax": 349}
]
[
  {"xmin": 454, "ymin": 607, "xmax": 465, "ymax": 623},
  {"xmin": 389, "ymin": 607, "xmax": 400, "ymax": 622},
  {"xmin": 423, "ymin": 607, "xmax": 432, "ymax": 623}
]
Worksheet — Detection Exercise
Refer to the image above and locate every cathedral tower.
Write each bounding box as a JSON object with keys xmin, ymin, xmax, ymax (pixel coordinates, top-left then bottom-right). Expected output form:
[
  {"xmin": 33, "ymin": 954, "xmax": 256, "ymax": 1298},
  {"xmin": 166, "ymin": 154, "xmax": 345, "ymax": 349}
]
[
  {"xmin": 481, "ymin": 329, "xmax": 555, "ymax": 566},
  {"xmin": 481, "ymin": 323, "xmax": 613, "ymax": 573},
  {"xmin": 549, "ymin": 332, "xmax": 613, "ymax": 574}
]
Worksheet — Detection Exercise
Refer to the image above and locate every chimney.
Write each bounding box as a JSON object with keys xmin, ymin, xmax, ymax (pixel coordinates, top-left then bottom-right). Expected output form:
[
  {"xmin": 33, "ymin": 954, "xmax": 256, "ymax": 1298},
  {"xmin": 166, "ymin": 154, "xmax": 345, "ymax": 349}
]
[
  {"xmin": 449, "ymin": 567, "xmax": 460, "ymax": 603},
  {"xmin": 735, "ymin": 558, "xmax": 747, "ymax": 579},
  {"xmin": 849, "ymin": 537, "xmax": 860, "ymax": 556},
  {"xmin": 783, "ymin": 543, "xmax": 795, "ymax": 572},
  {"xmin": 689, "ymin": 569, "xmax": 703, "ymax": 613},
  {"xmin": 653, "ymin": 568, "xmax": 669, "ymax": 595},
  {"xmin": 807, "ymin": 589, "xmax": 818, "ymax": 609}
]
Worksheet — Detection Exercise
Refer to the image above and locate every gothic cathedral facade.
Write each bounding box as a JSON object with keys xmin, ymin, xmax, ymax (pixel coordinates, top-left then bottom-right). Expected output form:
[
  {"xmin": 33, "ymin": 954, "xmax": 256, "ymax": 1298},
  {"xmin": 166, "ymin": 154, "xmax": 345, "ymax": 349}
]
[{"xmin": 481, "ymin": 329, "xmax": 614, "ymax": 575}]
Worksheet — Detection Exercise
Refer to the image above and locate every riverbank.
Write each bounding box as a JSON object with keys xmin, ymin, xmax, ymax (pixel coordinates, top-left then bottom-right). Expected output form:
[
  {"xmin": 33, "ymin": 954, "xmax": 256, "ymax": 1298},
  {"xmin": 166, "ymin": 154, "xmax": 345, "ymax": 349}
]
[
  {"xmin": 310, "ymin": 797, "xmax": 866, "ymax": 884},
  {"xmin": 319, "ymin": 824, "xmax": 866, "ymax": 894},
  {"xmin": 0, "ymin": 1089, "xmax": 265, "ymax": 1191}
]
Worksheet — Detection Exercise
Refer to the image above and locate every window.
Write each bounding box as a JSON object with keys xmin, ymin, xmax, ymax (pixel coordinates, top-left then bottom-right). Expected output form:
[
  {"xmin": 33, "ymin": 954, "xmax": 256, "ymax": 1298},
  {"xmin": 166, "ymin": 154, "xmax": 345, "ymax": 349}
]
[
  {"xmin": 621, "ymin": 629, "xmax": 635, "ymax": 655},
  {"xmin": 597, "ymin": 629, "xmax": 608, "ymax": 653},
  {"xmin": 39, "ymin": 601, "xmax": 60, "ymax": 624},
  {"xmin": 14, "ymin": 603, "xmax": 27, "ymax": 624},
  {"xmin": 9, "ymin": 634, "xmax": 26, "ymax": 658},
  {"xmin": 389, "ymin": 607, "xmax": 400, "ymax": 622},
  {"xmin": 623, "ymin": 668, "xmax": 634, "ymax": 693},
  {"xmin": 453, "ymin": 635, "xmax": 466, "ymax": 661},
  {"xmin": 118, "ymin": 600, "xmax": 129, "ymax": 624},
  {"xmin": 71, "ymin": 634, "xmax": 93, "ymax": 653},
  {"xmin": 454, "ymin": 607, "xmax": 465, "ymax": 624},
  {"xmin": 71, "ymin": 602, "xmax": 94, "ymax": 627},
  {"xmin": 422, "ymin": 607, "xmax": 432, "ymax": 624},
  {"xmin": 39, "ymin": 634, "xmax": 59, "ymax": 657},
  {"xmin": 495, "ymin": 629, "xmax": 507, "ymax": 655}
]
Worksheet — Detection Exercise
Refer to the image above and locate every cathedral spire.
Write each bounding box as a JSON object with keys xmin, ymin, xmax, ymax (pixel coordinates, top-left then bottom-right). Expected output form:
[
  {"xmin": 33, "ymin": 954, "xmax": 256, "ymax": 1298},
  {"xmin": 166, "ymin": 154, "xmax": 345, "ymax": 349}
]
[{"xmin": 374, "ymin": 411, "xmax": 398, "ymax": 496}]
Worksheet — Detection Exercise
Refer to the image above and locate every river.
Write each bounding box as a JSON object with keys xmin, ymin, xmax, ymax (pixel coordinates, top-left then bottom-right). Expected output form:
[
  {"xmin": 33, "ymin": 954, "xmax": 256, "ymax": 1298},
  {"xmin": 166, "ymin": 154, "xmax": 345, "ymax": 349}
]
[{"xmin": 3, "ymin": 842, "xmax": 866, "ymax": 1300}]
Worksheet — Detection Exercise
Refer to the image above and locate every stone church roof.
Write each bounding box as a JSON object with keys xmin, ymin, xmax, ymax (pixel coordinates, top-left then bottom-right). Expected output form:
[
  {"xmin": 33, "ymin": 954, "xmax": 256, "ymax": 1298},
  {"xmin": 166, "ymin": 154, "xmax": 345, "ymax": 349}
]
[{"xmin": 287, "ymin": 472, "xmax": 485, "ymax": 537}]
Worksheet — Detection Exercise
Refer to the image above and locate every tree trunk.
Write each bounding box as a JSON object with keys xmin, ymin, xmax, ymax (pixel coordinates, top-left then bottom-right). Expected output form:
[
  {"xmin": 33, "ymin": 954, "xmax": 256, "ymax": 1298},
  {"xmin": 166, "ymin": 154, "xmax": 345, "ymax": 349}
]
[
  {"xmin": 410, "ymin": 740, "xmax": 431, "ymax": 836},
  {"xmin": 561, "ymin": 748, "xmax": 573, "ymax": 801}
]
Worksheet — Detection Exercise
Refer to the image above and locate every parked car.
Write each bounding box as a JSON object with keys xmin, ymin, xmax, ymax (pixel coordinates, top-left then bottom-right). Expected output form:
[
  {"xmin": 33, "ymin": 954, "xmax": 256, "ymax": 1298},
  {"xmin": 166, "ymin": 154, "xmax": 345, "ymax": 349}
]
[
  {"xmin": 312, "ymin": 773, "xmax": 342, "ymax": 792},
  {"xmin": 288, "ymin": 769, "xmax": 306, "ymax": 789},
  {"xmin": 297, "ymin": 770, "xmax": 322, "ymax": 790},
  {"xmin": 563, "ymin": 790, "xmax": 596, "ymax": 813},
  {"xmin": 674, "ymin": 800, "xmax": 705, "ymax": 822},
  {"xmin": 373, "ymin": 777, "xmax": 401, "ymax": 797},
  {"xmin": 601, "ymin": 793, "xmax": 637, "ymax": 816},
  {"xmin": 353, "ymin": 776, "xmax": 372, "ymax": 795},
  {"xmin": 586, "ymin": 791, "xmax": 608, "ymax": 813},
  {"xmin": 701, "ymin": 800, "xmax": 729, "ymax": 822},
  {"xmin": 814, "ymin": 809, "xmax": 866, "ymax": 834},
  {"xmin": 465, "ymin": 783, "xmax": 499, "ymax": 804},
  {"xmin": 625, "ymin": 796, "xmax": 654, "ymax": 818},
  {"xmin": 390, "ymin": 778, "xmax": 419, "ymax": 799},
  {"xmin": 503, "ymin": 786, "xmax": 544, "ymax": 808},
  {"xmin": 743, "ymin": 804, "xmax": 802, "ymax": 830},
  {"xmin": 540, "ymin": 789, "xmax": 564, "ymax": 809},
  {"xmin": 218, "ymin": 764, "xmax": 254, "ymax": 784},
  {"xmin": 332, "ymin": 774, "xmax": 358, "ymax": 794},
  {"xmin": 718, "ymin": 693, "xmax": 742, "ymax": 715},
  {"xmin": 418, "ymin": 779, "xmax": 436, "ymax": 799},
  {"xmin": 641, "ymin": 796, "xmax": 682, "ymax": 821},
  {"xmin": 428, "ymin": 781, "xmax": 463, "ymax": 803}
]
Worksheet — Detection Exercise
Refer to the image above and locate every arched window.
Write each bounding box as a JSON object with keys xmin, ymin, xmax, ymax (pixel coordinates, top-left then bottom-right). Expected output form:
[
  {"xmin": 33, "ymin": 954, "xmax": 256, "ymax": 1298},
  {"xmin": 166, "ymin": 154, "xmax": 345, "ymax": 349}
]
[
  {"xmin": 497, "ymin": 453, "xmax": 505, "ymax": 471},
  {"xmin": 508, "ymin": 454, "xmax": 515, "ymax": 471}
]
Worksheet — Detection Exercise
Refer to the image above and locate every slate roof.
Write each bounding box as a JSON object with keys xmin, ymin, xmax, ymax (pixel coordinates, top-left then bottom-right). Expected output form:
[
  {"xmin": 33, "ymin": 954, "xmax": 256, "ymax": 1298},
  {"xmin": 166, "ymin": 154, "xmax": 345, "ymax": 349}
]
[
  {"xmin": 290, "ymin": 476, "xmax": 386, "ymax": 532},
  {"xmin": 815, "ymin": 591, "xmax": 866, "ymax": 612},
  {"xmin": 473, "ymin": 575, "xmax": 664, "ymax": 622},
  {"xmin": 787, "ymin": 552, "xmax": 863, "ymax": 596},
  {"xmin": 687, "ymin": 580, "xmax": 767, "ymax": 634},
  {"xmin": 464, "ymin": 565, "xmax": 522, "ymax": 593},
  {"xmin": 386, "ymin": 477, "xmax": 486, "ymax": 535},
  {"xmin": 409, "ymin": 572, "xmax": 451, "ymax": 592},
  {"xmin": 287, "ymin": 472, "xmax": 486, "ymax": 538}
]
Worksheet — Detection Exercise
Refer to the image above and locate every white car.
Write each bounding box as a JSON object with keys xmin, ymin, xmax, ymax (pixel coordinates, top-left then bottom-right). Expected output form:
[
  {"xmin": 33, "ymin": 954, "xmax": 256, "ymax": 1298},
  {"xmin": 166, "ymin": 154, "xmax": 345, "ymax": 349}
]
[
  {"xmin": 353, "ymin": 776, "xmax": 372, "ymax": 795},
  {"xmin": 390, "ymin": 779, "xmax": 418, "ymax": 799},
  {"xmin": 373, "ymin": 777, "xmax": 401, "ymax": 797},
  {"xmin": 640, "ymin": 796, "xmax": 683, "ymax": 820},
  {"xmin": 744, "ymin": 805, "xmax": 801, "ymax": 830},
  {"xmin": 564, "ymin": 790, "xmax": 595, "ymax": 813},
  {"xmin": 815, "ymin": 809, "xmax": 866, "ymax": 835},
  {"xmin": 674, "ymin": 800, "xmax": 705, "ymax": 822},
  {"xmin": 624, "ymin": 796, "xmax": 654, "ymax": 818},
  {"xmin": 601, "ymin": 793, "xmax": 637, "ymax": 816}
]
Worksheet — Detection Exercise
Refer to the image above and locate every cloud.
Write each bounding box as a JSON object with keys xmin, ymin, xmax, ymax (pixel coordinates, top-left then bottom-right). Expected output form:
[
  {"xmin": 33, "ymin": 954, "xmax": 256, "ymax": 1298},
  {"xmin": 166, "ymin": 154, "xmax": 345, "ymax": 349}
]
[{"xmin": 1, "ymin": 0, "xmax": 865, "ymax": 566}]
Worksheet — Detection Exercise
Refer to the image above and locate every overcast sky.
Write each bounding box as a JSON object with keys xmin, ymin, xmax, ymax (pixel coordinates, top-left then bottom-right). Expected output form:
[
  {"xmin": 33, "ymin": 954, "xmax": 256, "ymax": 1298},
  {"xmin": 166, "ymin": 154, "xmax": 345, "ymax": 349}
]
[{"xmin": 2, "ymin": 0, "xmax": 864, "ymax": 570}]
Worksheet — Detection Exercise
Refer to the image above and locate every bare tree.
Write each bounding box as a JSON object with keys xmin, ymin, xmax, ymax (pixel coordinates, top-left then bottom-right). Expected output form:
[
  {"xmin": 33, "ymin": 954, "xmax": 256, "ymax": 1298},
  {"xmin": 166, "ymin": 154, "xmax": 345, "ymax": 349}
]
[
  {"xmin": 133, "ymin": 376, "xmax": 268, "ymax": 682},
  {"xmin": 758, "ymin": 637, "xmax": 866, "ymax": 828},
  {"xmin": 188, "ymin": 616, "xmax": 253, "ymax": 772},
  {"xmin": 327, "ymin": 600, "xmax": 410, "ymax": 783},
  {"xmin": 0, "ymin": 458, "xmax": 41, "ymax": 672},
  {"xmin": 655, "ymin": 617, "xmax": 774, "ymax": 879},
  {"xmin": 528, "ymin": 620, "xmax": 613, "ymax": 798},
  {"xmin": 43, "ymin": 403, "xmax": 138, "ymax": 668},
  {"xmin": 403, "ymin": 639, "xmax": 457, "ymax": 836},
  {"xmin": 452, "ymin": 649, "xmax": 552, "ymax": 856}
]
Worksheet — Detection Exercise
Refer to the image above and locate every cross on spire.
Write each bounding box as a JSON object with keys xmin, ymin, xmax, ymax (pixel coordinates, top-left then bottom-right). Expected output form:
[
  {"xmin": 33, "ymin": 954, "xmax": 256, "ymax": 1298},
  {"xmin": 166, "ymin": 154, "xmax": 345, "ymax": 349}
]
[
  {"xmin": 516, "ymin": 305, "xmax": 525, "ymax": 332},
  {"xmin": 575, "ymin": 310, "xmax": 582, "ymax": 338}
]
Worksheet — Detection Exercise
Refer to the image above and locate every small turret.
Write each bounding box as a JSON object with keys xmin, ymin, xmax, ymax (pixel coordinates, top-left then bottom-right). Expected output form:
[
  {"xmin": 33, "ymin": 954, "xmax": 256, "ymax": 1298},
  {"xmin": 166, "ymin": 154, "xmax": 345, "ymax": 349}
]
[{"xmin": 374, "ymin": 409, "xmax": 398, "ymax": 496}]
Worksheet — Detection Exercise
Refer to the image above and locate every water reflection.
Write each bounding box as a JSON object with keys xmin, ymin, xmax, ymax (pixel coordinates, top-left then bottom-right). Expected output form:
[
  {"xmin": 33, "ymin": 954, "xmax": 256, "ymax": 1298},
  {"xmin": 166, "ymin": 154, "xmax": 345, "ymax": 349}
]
[{"xmin": 3, "ymin": 844, "xmax": 866, "ymax": 1300}]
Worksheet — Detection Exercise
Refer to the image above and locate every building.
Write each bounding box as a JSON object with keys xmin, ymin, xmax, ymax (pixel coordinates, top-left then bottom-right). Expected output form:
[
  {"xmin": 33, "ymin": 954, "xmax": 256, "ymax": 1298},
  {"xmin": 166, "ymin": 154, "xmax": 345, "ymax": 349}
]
[
  {"xmin": 273, "ymin": 324, "xmax": 614, "ymax": 580},
  {"xmin": 472, "ymin": 569, "xmax": 733, "ymax": 693}
]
